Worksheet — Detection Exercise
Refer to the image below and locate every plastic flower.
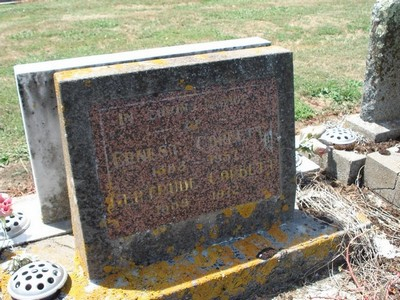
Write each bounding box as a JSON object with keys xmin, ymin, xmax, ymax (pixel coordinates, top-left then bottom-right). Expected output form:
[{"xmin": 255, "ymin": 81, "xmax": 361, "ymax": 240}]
[
  {"xmin": 0, "ymin": 193, "xmax": 13, "ymax": 218},
  {"xmin": 310, "ymin": 138, "xmax": 330, "ymax": 157}
]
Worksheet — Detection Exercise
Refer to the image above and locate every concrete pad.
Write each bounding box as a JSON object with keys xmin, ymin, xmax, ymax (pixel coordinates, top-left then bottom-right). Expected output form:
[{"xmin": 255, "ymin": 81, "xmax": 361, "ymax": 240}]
[
  {"xmin": 296, "ymin": 152, "xmax": 320, "ymax": 175},
  {"xmin": 0, "ymin": 209, "xmax": 370, "ymax": 299},
  {"xmin": 0, "ymin": 194, "xmax": 71, "ymax": 249},
  {"xmin": 345, "ymin": 114, "xmax": 400, "ymax": 142},
  {"xmin": 364, "ymin": 147, "xmax": 400, "ymax": 207}
]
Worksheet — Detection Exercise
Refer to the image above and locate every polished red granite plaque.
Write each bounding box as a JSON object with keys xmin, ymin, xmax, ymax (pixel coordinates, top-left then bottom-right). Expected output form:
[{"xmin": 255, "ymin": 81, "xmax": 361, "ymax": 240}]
[{"xmin": 90, "ymin": 78, "xmax": 280, "ymax": 238}]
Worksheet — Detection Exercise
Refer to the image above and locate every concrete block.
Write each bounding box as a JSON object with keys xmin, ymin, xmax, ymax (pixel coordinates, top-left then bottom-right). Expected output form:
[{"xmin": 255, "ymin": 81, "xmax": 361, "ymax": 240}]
[
  {"xmin": 299, "ymin": 145, "xmax": 365, "ymax": 185},
  {"xmin": 325, "ymin": 150, "xmax": 366, "ymax": 185},
  {"xmin": 364, "ymin": 147, "xmax": 400, "ymax": 207}
]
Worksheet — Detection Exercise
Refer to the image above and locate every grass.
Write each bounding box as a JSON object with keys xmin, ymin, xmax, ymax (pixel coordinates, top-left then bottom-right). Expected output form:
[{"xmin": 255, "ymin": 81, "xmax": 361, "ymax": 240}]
[{"xmin": 0, "ymin": 0, "xmax": 375, "ymax": 162}]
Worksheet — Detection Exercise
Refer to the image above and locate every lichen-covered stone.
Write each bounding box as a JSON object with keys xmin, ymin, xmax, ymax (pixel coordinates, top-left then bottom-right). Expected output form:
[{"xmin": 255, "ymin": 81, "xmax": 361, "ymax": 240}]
[
  {"xmin": 361, "ymin": 0, "xmax": 400, "ymax": 122},
  {"xmin": 54, "ymin": 42, "xmax": 295, "ymax": 279}
]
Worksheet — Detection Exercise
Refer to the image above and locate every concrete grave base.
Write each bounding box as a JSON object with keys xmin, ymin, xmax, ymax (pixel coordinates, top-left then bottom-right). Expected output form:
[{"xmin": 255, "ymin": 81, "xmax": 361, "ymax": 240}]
[
  {"xmin": 0, "ymin": 194, "xmax": 71, "ymax": 249},
  {"xmin": 1, "ymin": 210, "xmax": 370, "ymax": 300},
  {"xmin": 296, "ymin": 152, "xmax": 320, "ymax": 176},
  {"xmin": 345, "ymin": 114, "xmax": 400, "ymax": 143}
]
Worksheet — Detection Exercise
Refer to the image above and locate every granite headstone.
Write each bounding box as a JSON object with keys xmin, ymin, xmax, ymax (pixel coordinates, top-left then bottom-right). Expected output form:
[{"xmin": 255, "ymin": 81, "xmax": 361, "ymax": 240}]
[
  {"xmin": 14, "ymin": 37, "xmax": 270, "ymax": 223},
  {"xmin": 54, "ymin": 42, "xmax": 295, "ymax": 278}
]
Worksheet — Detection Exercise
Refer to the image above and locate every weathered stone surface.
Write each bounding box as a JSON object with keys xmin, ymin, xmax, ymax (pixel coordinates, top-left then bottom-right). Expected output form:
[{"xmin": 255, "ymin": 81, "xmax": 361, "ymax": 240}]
[
  {"xmin": 364, "ymin": 147, "xmax": 400, "ymax": 206},
  {"xmin": 14, "ymin": 37, "xmax": 270, "ymax": 224},
  {"xmin": 54, "ymin": 44, "xmax": 295, "ymax": 278},
  {"xmin": 361, "ymin": 0, "xmax": 400, "ymax": 123}
]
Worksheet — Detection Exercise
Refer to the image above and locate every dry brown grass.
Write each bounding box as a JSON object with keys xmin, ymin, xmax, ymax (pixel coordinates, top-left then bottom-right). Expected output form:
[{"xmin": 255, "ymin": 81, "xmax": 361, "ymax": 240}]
[{"xmin": 297, "ymin": 180, "xmax": 400, "ymax": 299}]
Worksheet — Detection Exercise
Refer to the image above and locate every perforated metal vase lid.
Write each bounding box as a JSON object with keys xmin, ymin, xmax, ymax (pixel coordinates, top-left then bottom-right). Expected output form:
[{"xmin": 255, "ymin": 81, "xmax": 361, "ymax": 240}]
[
  {"xmin": 0, "ymin": 212, "xmax": 30, "ymax": 240},
  {"xmin": 319, "ymin": 126, "xmax": 357, "ymax": 148},
  {"xmin": 8, "ymin": 261, "xmax": 68, "ymax": 300}
]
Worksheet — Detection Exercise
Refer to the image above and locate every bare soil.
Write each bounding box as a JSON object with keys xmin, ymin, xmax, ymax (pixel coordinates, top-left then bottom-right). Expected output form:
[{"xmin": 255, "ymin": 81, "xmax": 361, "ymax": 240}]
[{"xmin": 0, "ymin": 160, "xmax": 34, "ymax": 197}]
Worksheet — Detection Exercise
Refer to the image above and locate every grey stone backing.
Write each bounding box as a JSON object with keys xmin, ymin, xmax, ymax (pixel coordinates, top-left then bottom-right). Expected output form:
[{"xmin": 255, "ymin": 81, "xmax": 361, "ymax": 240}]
[
  {"xmin": 14, "ymin": 37, "xmax": 270, "ymax": 224},
  {"xmin": 54, "ymin": 45, "xmax": 295, "ymax": 278},
  {"xmin": 361, "ymin": 0, "xmax": 400, "ymax": 123}
]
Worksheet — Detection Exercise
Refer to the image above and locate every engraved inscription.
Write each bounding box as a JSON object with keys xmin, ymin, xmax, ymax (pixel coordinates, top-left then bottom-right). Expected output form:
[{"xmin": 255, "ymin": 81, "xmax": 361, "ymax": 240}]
[{"xmin": 90, "ymin": 78, "xmax": 280, "ymax": 238}]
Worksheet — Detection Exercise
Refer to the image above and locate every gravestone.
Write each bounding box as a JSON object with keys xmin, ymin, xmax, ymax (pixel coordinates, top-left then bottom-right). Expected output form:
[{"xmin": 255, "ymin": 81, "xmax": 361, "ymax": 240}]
[
  {"xmin": 345, "ymin": 0, "xmax": 400, "ymax": 204},
  {"xmin": 345, "ymin": 0, "xmax": 400, "ymax": 141},
  {"xmin": 54, "ymin": 41, "xmax": 295, "ymax": 278},
  {"xmin": 14, "ymin": 37, "xmax": 270, "ymax": 224}
]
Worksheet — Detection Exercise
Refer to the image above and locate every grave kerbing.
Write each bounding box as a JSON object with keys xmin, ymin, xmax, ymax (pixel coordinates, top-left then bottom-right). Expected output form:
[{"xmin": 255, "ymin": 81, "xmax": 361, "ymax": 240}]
[{"xmin": 54, "ymin": 41, "xmax": 295, "ymax": 278}]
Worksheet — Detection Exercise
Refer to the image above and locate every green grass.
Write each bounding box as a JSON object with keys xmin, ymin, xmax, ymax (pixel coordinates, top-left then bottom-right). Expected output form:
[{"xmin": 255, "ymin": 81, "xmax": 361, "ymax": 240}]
[
  {"xmin": 295, "ymin": 99, "xmax": 315, "ymax": 121},
  {"xmin": 0, "ymin": 0, "xmax": 375, "ymax": 162},
  {"xmin": 307, "ymin": 79, "xmax": 363, "ymax": 104}
]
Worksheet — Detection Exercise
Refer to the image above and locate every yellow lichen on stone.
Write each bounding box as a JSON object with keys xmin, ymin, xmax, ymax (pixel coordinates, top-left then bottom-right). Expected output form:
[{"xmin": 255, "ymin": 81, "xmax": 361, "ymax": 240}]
[
  {"xmin": 236, "ymin": 202, "xmax": 257, "ymax": 219},
  {"xmin": 152, "ymin": 225, "xmax": 167, "ymax": 236},
  {"xmin": 209, "ymin": 225, "xmax": 219, "ymax": 239},
  {"xmin": 255, "ymin": 256, "xmax": 279, "ymax": 284},
  {"xmin": 223, "ymin": 207, "xmax": 233, "ymax": 217},
  {"xmin": 268, "ymin": 223, "xmax": 288, "ymax": 243},
  {"xmin": 151, "ymin": 59, "xmax": 168, "ymax": 65},
  {"xmin": 185, "ymin": 84, "xmax": 194, "ymax": 91},
  {"xmin": 232, "ymin": 234, "xmax": 263, "ymax": 257},
  {"xmin": 0, "ymin": 270, "xmax": 11, "ymax": 300},
  {"xmin": 83, "ymin": 79, "xmax": 92, "ymax": 88},
  {"xmin": 300, "ymin": 233, "xmax": 340, "ymax": 260},
  {"xmin": 281, "ymin": 204, "xmax": 289, "ymax": 212},
  {"xmin": 262, "ymin": 188, "xmax": 272, "ymax": 199},
  {"xmin": 197, "ymin": 236, "xmax": 206, "ymax": 246},
  {"xmin": 54, "ymin": 67, "xmax": 96, "ymax": 81},
  {"xmin": 233, "ymin": 224, "xmax": 243, "ymax": 235},
  {"xmin": 194, "ymin": 54, "xmax": 210, "ymax": 59},
  {"xmin": 103, "ymin": 265, "xmax": 114, "ymax": 274},
  {"xmin": 167, "ymin": 246, "xmax": 175, "ymax": 255},
  {"xmin": 279, "ymin": 194, "xmax": 286, "ymax": 200},
  {"xmin": 196, "ymin": 223, "xmax": 203, "ymax": 230}
]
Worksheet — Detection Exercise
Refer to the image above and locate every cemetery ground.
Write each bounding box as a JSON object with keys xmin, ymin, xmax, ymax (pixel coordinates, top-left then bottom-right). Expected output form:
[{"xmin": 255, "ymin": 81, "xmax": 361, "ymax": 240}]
[{"xmin": 2, "ymin": 0, "xmax": 400, "ymax": 299}]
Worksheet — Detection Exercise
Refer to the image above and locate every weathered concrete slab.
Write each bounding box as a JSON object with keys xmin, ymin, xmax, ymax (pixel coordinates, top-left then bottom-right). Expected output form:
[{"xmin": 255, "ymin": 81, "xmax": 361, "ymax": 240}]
[
  {"xmin": 14, "ymin": 37, "xmax": 271, "ymax": 224},
  {"xmin": 0, "ymin": 210, "xmax": 349, "ymax": 300},
  {"xmin": 296, "ymin": 152, "xmax": 320, "ymax": 175},
  {"xmin": 345, "ymin": 114, "xmax": 400, "ymax": 142},
  {"xmin": 364, "ymin": 146, "xmax": 400, "ymax": 207},
  {"xmin": 54, "ymin": 44, "xmax": 295, "ymax": 279},
  {"xmin": 0, "ymin": 194, "xmax": 71, "ymax": 249}
]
